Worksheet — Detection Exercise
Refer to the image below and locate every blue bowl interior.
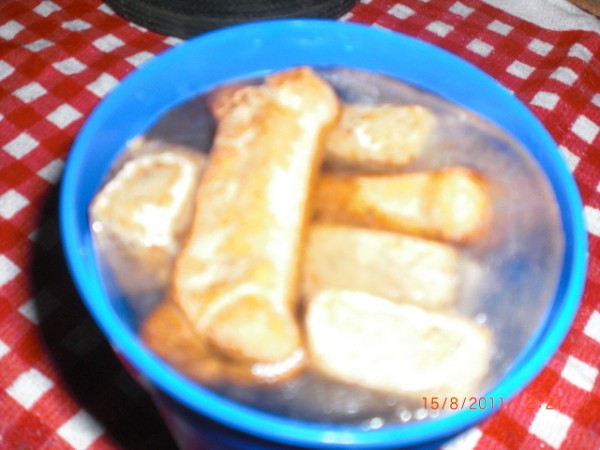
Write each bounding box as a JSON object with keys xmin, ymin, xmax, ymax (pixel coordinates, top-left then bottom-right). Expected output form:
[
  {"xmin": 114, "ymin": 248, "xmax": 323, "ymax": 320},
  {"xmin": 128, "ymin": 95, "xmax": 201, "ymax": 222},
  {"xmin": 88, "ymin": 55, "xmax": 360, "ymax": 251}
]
[{"xmin": 59, "ymin": 19, "xmax": 587, "ymax": 449}]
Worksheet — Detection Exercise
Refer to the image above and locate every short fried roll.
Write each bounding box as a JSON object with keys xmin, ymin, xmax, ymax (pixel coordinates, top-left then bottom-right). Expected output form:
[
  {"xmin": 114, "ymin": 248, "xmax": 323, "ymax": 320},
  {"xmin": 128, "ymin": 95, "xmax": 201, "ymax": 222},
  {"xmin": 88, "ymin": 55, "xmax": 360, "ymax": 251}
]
[
  {"xmin": 303, "ymin": 224, "xmax": 459, "ymax": 309},
  {"xmin": 314, "ymin": 167, "xmax": 491, "ymax": 242},
  {"xmin": 142, "ymin": 302, "xmax": 303, "ymax": 385},
  {"xmin": 90, "ymin": 148, "xmax": 205, "ymax": 296},
  {"xmin": 306, "ymin": 290, "xmax": 491, "ymax": 399},
  {"xmin": 324, "ymin": 104, "xmax": 436, "ymax": 170}
]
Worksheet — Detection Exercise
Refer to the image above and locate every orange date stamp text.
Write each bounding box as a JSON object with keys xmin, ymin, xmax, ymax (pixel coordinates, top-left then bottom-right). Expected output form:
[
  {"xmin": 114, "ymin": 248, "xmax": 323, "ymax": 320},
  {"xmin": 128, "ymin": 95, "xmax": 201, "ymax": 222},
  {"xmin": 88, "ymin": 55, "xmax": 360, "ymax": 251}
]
[{"xmin": 421, "ymin": 396, "xmax": 504, "ymax": 411}]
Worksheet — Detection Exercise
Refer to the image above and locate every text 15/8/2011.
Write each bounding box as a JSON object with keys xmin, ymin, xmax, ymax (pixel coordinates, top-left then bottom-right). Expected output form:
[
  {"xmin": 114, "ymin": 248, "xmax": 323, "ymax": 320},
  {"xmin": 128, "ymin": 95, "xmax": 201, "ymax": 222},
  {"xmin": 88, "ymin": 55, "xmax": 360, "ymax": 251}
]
[{"xmin": 422, "ymin": 396, "xmax": 504, "ymax": 411}]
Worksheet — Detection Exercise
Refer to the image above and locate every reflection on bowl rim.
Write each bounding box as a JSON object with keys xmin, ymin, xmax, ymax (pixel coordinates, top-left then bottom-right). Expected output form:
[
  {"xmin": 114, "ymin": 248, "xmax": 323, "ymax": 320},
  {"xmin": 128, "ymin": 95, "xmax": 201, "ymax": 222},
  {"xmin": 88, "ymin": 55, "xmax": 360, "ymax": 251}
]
[{"xmin": 59, "ymin": 19, "xmax": 588, "ymax": 449}]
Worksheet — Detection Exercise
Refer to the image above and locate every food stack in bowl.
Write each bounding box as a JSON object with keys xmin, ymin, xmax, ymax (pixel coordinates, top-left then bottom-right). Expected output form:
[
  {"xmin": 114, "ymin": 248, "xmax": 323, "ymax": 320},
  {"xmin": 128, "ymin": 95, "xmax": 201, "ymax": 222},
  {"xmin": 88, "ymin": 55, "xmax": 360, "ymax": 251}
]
[{"xmin": 88, "ymin": 67, "xmax": 493, "ymax": 423}]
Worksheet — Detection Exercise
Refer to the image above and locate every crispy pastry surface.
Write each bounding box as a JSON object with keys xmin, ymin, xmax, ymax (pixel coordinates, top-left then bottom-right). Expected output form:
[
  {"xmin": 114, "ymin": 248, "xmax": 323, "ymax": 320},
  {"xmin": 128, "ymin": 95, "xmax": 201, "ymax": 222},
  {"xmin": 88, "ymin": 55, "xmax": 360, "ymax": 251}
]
[
  {"xmin": 90, "ymin": 147, "xmax": 205, "ymax": 295},
  {"xmin": 324, "ymin": 104, "xmax": 436, "ymax": 170},
  {"xmin": 169, "ymin": 67, "xmax": 340, "ymax": 366},
  {"xmin": 305, "ymin": 290, "xmax": 491, "ymax": 398},
  {"xmin": 314, "ymin": 167, "xmax": 491, "ymax": 242},
  {"xmin": 141, "ymin": 301, "xmax": 304, "ymax": 385},
  {"xmin": 302, "ymin": 224, "xmax": 459, "ymax": 309}
]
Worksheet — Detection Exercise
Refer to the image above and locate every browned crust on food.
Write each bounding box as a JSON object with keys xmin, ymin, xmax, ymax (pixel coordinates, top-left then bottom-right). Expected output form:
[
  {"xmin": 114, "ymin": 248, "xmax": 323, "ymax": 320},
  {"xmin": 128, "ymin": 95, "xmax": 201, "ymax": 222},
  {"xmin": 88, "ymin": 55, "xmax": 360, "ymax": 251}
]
[
  {"xmin": 314, "ymin": 167, "xmax": 492, "ymax": 243},
  {"xmin": 162, "ymin": 67, "xmax": 339, "ymax": 379}
]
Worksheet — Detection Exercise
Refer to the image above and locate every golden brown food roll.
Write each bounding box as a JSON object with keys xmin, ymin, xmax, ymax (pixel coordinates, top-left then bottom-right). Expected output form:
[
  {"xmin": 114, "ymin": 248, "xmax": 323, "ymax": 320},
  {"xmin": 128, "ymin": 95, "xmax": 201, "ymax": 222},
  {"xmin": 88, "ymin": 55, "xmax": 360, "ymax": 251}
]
[
  {"xmin": 169, "ymin": 67, "xmax": 340, "ymax": 367},
  {"xmin": 302, "ymin": 224, "xmax": 459, "ymax": 309},
  {"xmin": 141, "ymin": 301, "xmax": 304, "ymax": 385},
  {"xmin": 89, "ymin": 147, "xmax": 206, "ymax": 296},
  {"xmin": 305, "ymin": 290, "xmax": 491, "ymax": 399},
  {"xmin": 314, "ymin": 167, "xmax": 492, "ymax": 243},
  {"xmin": 324, "ymin": 104, "xmax": 436, "ymax": 170}
]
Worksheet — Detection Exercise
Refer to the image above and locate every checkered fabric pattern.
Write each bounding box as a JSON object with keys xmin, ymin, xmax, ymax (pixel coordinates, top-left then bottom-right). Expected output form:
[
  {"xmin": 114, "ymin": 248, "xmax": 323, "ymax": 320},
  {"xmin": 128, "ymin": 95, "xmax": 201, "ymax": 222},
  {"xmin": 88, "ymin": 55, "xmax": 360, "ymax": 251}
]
[{"xmin": 0, "ymin": 0, "xmax": 598, "ymax": 449}]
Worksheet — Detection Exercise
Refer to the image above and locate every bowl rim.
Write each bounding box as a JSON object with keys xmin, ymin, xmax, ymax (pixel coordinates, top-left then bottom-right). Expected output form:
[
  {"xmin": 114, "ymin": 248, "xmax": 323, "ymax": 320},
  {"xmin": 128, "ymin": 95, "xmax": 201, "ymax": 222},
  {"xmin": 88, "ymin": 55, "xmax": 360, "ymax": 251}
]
[{"xmin": 59, "ymin": 18, "xmax": 588, "ymax": 449}]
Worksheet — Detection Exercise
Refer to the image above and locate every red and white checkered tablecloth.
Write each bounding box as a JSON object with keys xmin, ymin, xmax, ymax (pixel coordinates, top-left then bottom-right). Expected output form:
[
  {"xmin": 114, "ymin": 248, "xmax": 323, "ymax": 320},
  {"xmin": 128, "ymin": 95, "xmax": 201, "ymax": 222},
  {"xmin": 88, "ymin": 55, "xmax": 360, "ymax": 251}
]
[{"xmin": 0, "ymin": 0, "xmax": 598, "ymax": 449}]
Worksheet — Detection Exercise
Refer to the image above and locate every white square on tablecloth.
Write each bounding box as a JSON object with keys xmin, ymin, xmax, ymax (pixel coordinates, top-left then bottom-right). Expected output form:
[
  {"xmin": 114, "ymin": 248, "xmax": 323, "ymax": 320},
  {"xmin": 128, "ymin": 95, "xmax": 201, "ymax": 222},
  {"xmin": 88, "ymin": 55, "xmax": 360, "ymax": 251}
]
[
  {"xmin": 3, "ymin": 132, "xmax": 38, "ymax": 159},
  {"xmin": 558, "ymin": 145, "xmax": 580, "ymax": 171},
  {"xmin": 388, "ymin": 4, "xmax": 415, "ymax": 19},
  {"xmin": 129, "ymin": 21, "xmax": 149, "ymax": 33},
  {"xmin": 29, "ymin": 219, "xmax": 60, "ymax": 250},
  {"xmin": 427, "ymin": 21, "xmax": 454, "ymax": 37},
  {"xmin": 6, "ymin": 368, "xmax": 54, "ymax": 410},
  {"xmin": 25, "ymin": 38, "xmax": 54, "ymax": 52},
  {"xmin": 53, "ymin": 57, "xmax": 86, "ymax": 75},
  {"xmin": 19, "ymin": 292, "xmax": 60, "ymax": 325},
  {"xmin": 584, "ymin": 206, "xmax": 600, "ymax": 237},
  {"xmin": 98, "ymin": 2, "xmax": 115, "ymax": 14},
  {"xmin": 506, "ymin": 61, "xmax": 535, "ymax": 79},
  {"xmin": 86, "ymin": 73, "xmax": 119, "ymax": 98},
  {"xmin": 0, "ymin": 255, "xmax": 20, "ymax": 288},
  {"xmin": 561, "ymin": 355, "xmax": 598, "ymax": 392},
  {"xmin": 528, "ymin": 38, "xmax": 553, "ymax": 56},
  {"xmin": 126, "ymin": 51, "xmax": 154, "ymax": 68},
  {"xmin": 0, "ymin": 189, "xmax": 29, "ymax": 220},
  {"xmin": 0, "ymin": 20, "xmax": 24, "ymax": 40},
  {"xmin": 18, "ymin": 299, "xmax": 42, "ymax": 325},
  {"xmin": 529, "ymin": 406, "xmax": 573, "ymax": 449},
  {"xmin": 551, "ymin": 66, "xmax": 578, "ymax": 86},
  {"xmin": 57, "ymin": 410, "xmax": 104, "ymax": 450},
  {"xmin": 488, "ymin": 20, "xmax": 513, "ymax": 35},
  {"xmin": 450, "ymin": 2, "xmax": 474, "ymax": 17},
  {"xmin": 531, "ymin": 91, "xmax": 559, "ymax": 110},
  {"xmin": 163, "ymin": 36, "xmax": 183, "ymax": 46},
  {"xmin": 0, "ymin": 339, "xmax": 9, "ymax": 360},
  {"xmin": 0, "ymin": 61, "xmax": 15, "ymax": 82},
  {"xmin": 467, "ymin": 39, "xmax": 493, "ymax": 57},
  {"xmin": 34, "ymin": 1, "xmax": 61, "ymax": 17},
  {"xmin": 93, "ymin": 34, "xmax": 125, "ymax": 52},
  {"xmin": 37, "ymin": 159, "xmax": 65, "ymax": 184},
  {"xmin": 584, "ymin": 310, "xmax": 600, "ymax": 343},
  {"xmin": 47, "ymin": 104, "xmax": 82, "ymax": 129},
  {"xmin": 62, "ymin": 19, "xmax": 92, "ymax": 31},
  {"xmin": 14, "ymin": 82, "xmax": 47, "ymax": 103},
  {"xmin": 568, "ymin": 43, "xmax": 592, "ymax": 62},
  {"xmin": 571, "ymin": 115, "xmax": 599, "ymax": 144},
  {"xmin": 592, "ymin": 94, "xmax": 600, "ymax": 108}
]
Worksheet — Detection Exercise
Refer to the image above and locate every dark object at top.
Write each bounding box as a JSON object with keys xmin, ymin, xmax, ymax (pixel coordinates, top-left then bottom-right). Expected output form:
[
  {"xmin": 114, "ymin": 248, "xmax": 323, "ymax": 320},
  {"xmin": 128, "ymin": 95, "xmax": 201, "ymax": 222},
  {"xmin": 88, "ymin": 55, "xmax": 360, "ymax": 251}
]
[
  {"xmin": 103, "ymin": 0, "xmax": 360, "ymax": 38},
  {"xmin": 567, "ymin": 0, "xmax": 600, "ymax": 17}
]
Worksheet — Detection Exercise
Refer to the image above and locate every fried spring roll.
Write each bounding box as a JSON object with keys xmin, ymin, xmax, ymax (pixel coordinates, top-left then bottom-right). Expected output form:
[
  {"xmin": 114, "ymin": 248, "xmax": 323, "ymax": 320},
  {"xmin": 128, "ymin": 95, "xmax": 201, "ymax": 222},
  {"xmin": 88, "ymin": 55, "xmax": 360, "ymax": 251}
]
[
  {"xmin": 141, "ymin": 301, "xmax": 304, "ymax": 384},
  {"xmin": 302, "ymin": 224, "xmax": 459, "ymax": 309},
  {"xmin": 324, "ymin": 104, "xmax": 436, "ymax": 170},
  {"xmin": 90, "ymin": 147, "xmax": 205, "ymax": 296},
  {"xmin": 305, "ymin": 290, "xmax": 491, "ymax": 399},
  {"xmin": 169, "ymin": 67, "xmax": 339, "ymax": 367},
  {"xmin": 314, "ymin": 167, "xmax": 491, "ymax": 243}
]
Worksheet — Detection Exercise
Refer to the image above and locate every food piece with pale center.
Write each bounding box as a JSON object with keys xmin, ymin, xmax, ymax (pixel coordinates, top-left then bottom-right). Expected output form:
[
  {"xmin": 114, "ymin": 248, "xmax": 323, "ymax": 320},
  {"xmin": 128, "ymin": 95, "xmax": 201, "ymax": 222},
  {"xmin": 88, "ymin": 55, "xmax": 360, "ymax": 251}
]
[
  {"xmin": 314, "ymin": 167, "xmax": 492, "ymax": 243},
  {"xmin": 168, "ymin": 67, "xmax": 340, "ymax": 371},
  {"xmin": 89, "ymin": 147, "xmax": 205, "ymax": 296},
  {"xmin": 305, "ymin": 290, "xmax": 492, "ymax": 399},
  {"xmin": 141, "ymin": 301, "xmax": 304, "ymax": 384},
  {"xmin": 302, "ymin": 224, "xmax": 459, "ymax": 309},
  {"xmin": 324, "ymin": 104, "xmax": 436, "ymax": 170}
]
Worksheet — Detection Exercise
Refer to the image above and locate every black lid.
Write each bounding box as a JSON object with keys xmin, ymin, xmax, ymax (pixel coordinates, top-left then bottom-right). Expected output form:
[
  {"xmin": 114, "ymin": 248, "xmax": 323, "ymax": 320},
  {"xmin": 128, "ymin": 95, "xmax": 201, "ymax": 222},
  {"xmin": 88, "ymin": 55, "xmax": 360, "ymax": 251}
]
[{"xmin": 103, "ymin": 0, "xmax": 359, "ymax": 38}]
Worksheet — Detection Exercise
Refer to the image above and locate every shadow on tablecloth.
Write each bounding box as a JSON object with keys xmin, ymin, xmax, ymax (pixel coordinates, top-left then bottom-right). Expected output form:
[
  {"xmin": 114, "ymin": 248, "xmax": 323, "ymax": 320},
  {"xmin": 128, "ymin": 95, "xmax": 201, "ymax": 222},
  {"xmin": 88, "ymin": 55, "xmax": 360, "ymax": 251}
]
[{"xmin": 30, "ymin": 183, "xmax": 178, "ymax": 450}]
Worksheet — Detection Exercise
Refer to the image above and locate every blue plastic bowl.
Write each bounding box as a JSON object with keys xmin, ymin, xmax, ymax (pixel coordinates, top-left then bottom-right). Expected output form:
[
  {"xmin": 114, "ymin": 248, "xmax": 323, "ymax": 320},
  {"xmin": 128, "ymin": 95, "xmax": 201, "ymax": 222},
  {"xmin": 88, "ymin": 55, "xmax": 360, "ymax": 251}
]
[{"xmin": 60, "ymin": 19, "xmax": 587, "ymax": 449}]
